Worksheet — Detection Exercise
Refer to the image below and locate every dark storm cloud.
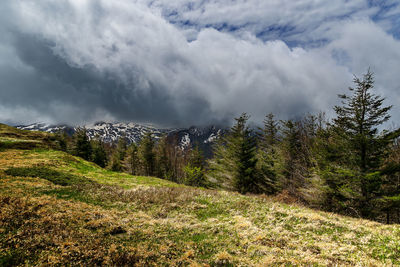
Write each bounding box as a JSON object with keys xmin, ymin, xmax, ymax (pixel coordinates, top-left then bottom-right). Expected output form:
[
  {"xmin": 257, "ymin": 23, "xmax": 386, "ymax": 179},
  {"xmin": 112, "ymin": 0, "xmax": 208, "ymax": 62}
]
[
  {"xmin": 1, "ymin": 32, "xmax": 213, "ymax": 126},
  {"xmin": 1, "ymin": 0, "xmax": 400, "ymax": 127}
]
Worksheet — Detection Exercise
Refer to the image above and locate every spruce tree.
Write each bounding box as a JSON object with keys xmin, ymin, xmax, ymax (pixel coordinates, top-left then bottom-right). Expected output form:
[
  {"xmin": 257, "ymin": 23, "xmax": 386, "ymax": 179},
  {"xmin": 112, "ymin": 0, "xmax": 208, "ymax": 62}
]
[
  {"xmin": 116, "ymin": 136, "xmax": 128, "ymax": 161},
  {"xmin": 109, "ymin": 151, "xmax": 123, "ymax": 172},
  {"xmin": 281, "ymin": 119, "xmax": 304, "ymax": 191},
  {"xmin": 127, "ymin": 143, "xmax": 139, "ymax": 175},
  {"xmin": 74, "ymin": 128, "xmax": 92, "ymax": 161},
  {"xmin": 92, "ymin": 139, "xmax": 107, "ymax": 168},
  {"xmin": 257, "ymin": 113, "xmax": 279, "ymax": 194},
  {"xmin": 55, "ymin": 129, "xmax": 69, "ymax": 152},
  {"xmin": 332, "ymin": 69, "xmax": 399, "ymax": 217},
  {"xmin": 139, "ymin": 132, "xmax": 155, "ymax": 176},
  {"xmin": 262, "ymin": 113, "xmax": 279, "ymax": 146},
  {"xmin": 154, "ymin": 135, "xmax": 172, "ymax": 180},
  {"xmin": 208, "ymin": 113, "xmax": 259, "ymax": 194}
]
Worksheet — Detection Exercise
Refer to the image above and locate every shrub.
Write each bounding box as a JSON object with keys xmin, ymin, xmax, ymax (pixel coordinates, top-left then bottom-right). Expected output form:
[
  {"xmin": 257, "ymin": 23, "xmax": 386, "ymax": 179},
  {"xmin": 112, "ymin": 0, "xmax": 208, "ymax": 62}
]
[{"xmin": 183, "ymin": 164, "xmax": 207, "ymax": 187}]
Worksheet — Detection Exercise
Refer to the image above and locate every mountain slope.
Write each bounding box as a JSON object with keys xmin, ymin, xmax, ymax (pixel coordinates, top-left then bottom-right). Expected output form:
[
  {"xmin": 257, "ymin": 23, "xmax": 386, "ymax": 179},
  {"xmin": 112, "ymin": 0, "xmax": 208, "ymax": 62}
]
[
  {"xmin": 0, "ymin": 124, "xmax": 399, "ymax": 266},
  {"xmin": 17, "ymin": 122, "xmax": 225, "ymax": 155}
]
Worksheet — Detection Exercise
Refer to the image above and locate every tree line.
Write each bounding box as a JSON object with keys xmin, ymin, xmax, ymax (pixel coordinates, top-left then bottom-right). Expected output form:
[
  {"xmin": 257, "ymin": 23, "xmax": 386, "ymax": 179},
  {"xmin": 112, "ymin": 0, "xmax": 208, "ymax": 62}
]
[
  {"xmin": 55, "ymin": 128, "xmax": 208, "ymax": 188},
  {"xmin": 55, "ymin": 70, "xmax": 400, "ymax": 224}
]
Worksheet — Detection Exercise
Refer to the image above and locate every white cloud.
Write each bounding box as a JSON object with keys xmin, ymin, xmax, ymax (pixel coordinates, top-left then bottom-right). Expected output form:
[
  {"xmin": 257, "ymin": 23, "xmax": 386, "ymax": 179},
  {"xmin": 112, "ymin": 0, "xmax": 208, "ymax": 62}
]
[{"xmin": 1, "ymin": 0, "xmax": 400, "ymax": 126}]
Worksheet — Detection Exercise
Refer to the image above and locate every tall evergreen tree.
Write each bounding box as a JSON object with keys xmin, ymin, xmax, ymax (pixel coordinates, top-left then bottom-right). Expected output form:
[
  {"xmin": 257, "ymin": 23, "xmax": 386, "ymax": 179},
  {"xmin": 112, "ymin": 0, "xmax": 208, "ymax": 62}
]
[
  {"xmin": 332, "ymin": 69, "xmax": 399, "ymax": 217},
  {"xmin": 280, "ymin": 119, "xmax": 304, "ymax": 192},
  {"xmin": 116, "ymin": 136, "xmax": 128, "ymax": 161},
  {"xmin": 208, "ymin": 113, "xmax": 260, "ymax": 194},
  {"xmin": 154, "ymin": 135, "xmax": 172, "ymax": 180},
  {"xmin": 109, "ymin": 151, "xmax": 123, "ymax": 172},
  {"xmin": 92, "ymin": 139, "xmax": 107, "ymax": 168},
  {"xmin": 257, "ymin": 113, "xmax": 279, "ymax": 194},
  {"xmin": 139, "ymin": 132, "xmax": 155, "ymax": 176},
  {"xmin": 127, "ymin": 143, "xmax": 139, "ymax": 175},
  {"xmin": 73, "ymin": 128, "xmax": 92, "ymax": 161},
  {"xmin": 262, "ymin": 113, "xmax": 279, "ymax": 146},
  {"xmin": 55, "ymin": 129, "xmax": 69, "ymax": 152}
]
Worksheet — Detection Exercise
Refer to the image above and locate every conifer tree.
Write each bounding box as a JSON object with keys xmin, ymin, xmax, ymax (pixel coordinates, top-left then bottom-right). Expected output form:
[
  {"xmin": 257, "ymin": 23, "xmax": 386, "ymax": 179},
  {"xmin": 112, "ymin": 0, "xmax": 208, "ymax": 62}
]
[
  {"xmin": 127, "ymin": 143, "xmax": 139, "ymax": 175},
  {"xmin": 109, "ymin": 151, "xmax": 123, "ymax": 172},
  {"xmin": 73, "ymin": 127, "xmax": 92, "ymax": 161},
  {"xmin": 262, "ymin": 113, "xmax": 279, "ymax": 146},
  {"xmin": 188, "ymin": 145, "xmax": 204, "ymax": 169},
  {"xmin": 332, "ymin": 69, "xmax": 399, "ymax": 217},
  {"xmin": 208, "ymin": 113, "xmax": 260, "ymax": 193},
  {"xmin": 154, "ymin": 135, "xmax": 172, "ymax": 179},
  {"xmin": 55, "ymin": 129, "xmax": 69, "ymax": 152},
  {"xmin": 139, "ymin": 132, "xmax": 155, "ymax": 176},
  {"xmin": 92, "ymin": 139, "xmax": 107, "ymax": 168},
  {"xmin": 280, "ymin": 119, "xmax": 304, "ymax": 192},
  {"xmin": 257, "ymin": 113, "xmax": 279, "ymax": 194},
  {"xmin": 116, "ymin": 136, "xmax": 128, "ymax": 161}
]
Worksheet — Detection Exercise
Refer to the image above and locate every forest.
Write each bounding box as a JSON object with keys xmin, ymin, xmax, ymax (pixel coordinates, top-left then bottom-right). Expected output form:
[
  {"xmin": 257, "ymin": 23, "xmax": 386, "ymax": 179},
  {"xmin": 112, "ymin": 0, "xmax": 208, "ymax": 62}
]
[{"xmin": 55, "ymin": 70, "xmax": 400, "ymax": 224}]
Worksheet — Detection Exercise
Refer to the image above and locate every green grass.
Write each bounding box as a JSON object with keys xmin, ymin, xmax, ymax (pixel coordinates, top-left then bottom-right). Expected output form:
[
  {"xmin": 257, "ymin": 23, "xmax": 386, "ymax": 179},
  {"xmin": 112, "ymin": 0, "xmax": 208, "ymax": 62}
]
[
  {"xmin": 0, "ymin": 124, "xmax": 56, "ymax": 150},
  {"xmin": 0, "ymin": 124, "xmax": 399, "ymax": 266},
  {"xmin": 194, "ymin": 197, "xmax": 230, "ymax": 221},
  {"xmin": 5, "ymin": 167, "xmax": 90, "ymax": 186}
]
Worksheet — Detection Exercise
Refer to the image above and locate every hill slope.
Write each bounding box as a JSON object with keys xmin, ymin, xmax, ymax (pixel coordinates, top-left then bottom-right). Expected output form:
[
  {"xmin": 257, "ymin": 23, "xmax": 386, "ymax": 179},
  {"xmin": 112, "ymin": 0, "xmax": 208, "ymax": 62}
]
[{"xmin": 0, "ymin": 124, "xmax": 399, "ymax": 266}]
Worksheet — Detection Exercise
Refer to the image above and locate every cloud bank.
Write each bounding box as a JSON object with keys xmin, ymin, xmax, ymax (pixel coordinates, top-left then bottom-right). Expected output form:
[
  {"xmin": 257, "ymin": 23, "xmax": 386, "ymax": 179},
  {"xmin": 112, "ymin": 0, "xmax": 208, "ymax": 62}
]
[{"xmin": 0, "ymin": 0, "xmax": 400, "ymax": 127}]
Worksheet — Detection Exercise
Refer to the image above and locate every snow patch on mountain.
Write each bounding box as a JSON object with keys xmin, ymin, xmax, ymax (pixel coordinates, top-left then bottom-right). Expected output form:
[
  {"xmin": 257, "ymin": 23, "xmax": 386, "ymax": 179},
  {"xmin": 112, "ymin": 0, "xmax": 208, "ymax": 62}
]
[
  {"xmin": 180, "ymin": 133, "xmax": 191, "ymax": 148},
  {"xmin": 17, "ymin": 123, "xmax": 225, "ymax": 156}
]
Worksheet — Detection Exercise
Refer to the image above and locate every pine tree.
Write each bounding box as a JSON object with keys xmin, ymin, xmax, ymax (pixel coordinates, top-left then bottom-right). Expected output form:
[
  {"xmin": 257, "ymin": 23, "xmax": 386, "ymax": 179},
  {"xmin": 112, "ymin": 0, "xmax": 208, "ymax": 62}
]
[
  {"xmin": 332, "ymin": 69, "xmax": 399, "ymax": 218},
  {"xmin": 280, "ymin": 119, "xmax": 304, "ymax": 192},
  {"xmin": 376, "ymin": 136, "xmax": 400, "ymax": 223},
  {"xmin": 73, "ymin": 128, "xmax": 92, "ymax": 161},
  {"xmin": 154, "ymin": 135, "xmax": 172, "ymax": 180},
  {"xmin": 127, "ymin": 143, "xmax": 139, "ymax": 175},
  {"xmin": 55, "ymin": 129, "xmax": 69, "ymax": 152},
  {"xmin": 109, "ymin": 151, "xmax": 123, "ymax": 172},
  {"xmin": 262, "ymin": 113, "xmax": 279, "ymax": 147},
  {"xmin": 92, "ymin": 139, "xmax": 107, "ymax": 168},
  {"xmin": 257, "ymin": 113, "xmax": 279, "ymax": 194},
  {"xmin": 139, "ymin": 132, "xmax": 155, "ymax": 176},
  {"xmin": 116, "ymin": 136, "xmax": 128, "ymax": 161},
  {"xmin": 208, "ymin": 113, "xmax": 259, "ymax": 194}
]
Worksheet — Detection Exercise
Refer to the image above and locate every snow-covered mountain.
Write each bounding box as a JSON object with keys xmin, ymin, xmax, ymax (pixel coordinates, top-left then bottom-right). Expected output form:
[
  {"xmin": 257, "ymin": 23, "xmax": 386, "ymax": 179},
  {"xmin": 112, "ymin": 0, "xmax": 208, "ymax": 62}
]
[
  {"xmin": 84, "ymin": 122, "xmax": 171, "ymax": 143},
  {"xmin": 17, "ymin": 122, "xmax": 225, "ymax": 155}
]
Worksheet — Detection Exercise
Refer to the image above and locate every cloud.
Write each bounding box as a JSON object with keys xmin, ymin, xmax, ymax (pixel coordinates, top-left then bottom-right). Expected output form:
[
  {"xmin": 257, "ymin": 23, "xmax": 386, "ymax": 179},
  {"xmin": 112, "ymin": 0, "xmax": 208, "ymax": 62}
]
[
  {"xmin": 142, "ymin": 0, "xmax": 379, "ymax": 43},
  {"xmin": 0, "ymin": 0, "xmax": 399, "ymax": 127}
]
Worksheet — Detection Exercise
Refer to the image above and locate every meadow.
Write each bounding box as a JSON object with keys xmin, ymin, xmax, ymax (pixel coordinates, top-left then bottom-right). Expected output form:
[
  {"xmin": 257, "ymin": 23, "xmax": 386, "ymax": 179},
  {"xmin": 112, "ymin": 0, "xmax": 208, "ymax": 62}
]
[{"xmin": 0, "ymin": 124, "xmax": 399, "ymax": 266}]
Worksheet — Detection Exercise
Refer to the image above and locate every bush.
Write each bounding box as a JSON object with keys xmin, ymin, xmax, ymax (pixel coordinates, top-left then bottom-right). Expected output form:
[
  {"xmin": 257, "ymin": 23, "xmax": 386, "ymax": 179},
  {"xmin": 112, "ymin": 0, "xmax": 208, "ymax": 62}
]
[{"xmin": 184, "ymin": 164, "xmax": 207, "ymax": 187}]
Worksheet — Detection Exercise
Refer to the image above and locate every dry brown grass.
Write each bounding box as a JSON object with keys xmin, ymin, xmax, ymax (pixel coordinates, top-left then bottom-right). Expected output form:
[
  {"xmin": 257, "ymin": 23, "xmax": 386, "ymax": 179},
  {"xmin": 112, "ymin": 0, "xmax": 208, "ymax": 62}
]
[{"xmin": 0, "ymin": 195, "xmax": 148, "ymax": 266}]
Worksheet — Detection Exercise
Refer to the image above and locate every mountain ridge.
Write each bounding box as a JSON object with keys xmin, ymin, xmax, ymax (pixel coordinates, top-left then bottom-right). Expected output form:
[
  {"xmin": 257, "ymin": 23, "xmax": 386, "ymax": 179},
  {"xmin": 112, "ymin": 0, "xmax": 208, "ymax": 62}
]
[{"xmin": 16, "ymin": 122, "xmax": 225, "ymax": 155}]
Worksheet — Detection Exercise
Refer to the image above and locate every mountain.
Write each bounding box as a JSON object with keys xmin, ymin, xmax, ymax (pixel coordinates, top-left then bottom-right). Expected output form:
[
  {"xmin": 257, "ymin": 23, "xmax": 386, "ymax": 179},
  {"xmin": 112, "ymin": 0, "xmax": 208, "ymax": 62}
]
[
  {"xmin": 84, "ymin": 122, "xmax": 171, "ymax": 143},
  {"xmin": 16, "ymin": 123, "xmax": 75, "ymax": 135},
  {"xmin": 168, "ymin": 126, "xmax": 225, "ymax": 157},
  {"xmin": 17, "ymin": 122, "xmax": 225, "ymax": 155}
]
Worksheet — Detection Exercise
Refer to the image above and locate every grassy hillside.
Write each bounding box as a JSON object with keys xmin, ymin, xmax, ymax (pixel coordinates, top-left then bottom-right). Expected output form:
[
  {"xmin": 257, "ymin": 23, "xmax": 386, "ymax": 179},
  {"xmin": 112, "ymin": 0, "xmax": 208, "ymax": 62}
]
[{"xmin": 0, "ymin": 124, "xmax": 399, "ymax": 266}]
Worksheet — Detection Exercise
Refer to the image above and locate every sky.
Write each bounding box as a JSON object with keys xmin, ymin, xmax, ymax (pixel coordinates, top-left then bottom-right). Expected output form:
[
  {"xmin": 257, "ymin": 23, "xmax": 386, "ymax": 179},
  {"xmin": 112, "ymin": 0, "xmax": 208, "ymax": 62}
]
[{"xmin": 1, "ymin": 0, "xmax": 400, "ymax": 127}]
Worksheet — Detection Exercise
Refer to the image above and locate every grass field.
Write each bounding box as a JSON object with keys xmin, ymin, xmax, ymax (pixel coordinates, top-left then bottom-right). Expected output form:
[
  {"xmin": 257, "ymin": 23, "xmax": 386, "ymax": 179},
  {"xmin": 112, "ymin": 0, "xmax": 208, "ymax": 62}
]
[{"xmin": 0, "ymin": 124, "xmax": 399, "ymax": 266}]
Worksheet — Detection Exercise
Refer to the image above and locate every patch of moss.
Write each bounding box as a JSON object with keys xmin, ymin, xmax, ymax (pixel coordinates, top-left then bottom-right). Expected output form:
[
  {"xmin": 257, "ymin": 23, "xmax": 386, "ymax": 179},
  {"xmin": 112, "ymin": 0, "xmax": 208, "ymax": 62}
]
[
  {"xmin": 0, "ymin": 249, "xmax": 28, "ymax": 267},
  {"xmin": 4, "ymin": 167, "xmax": 90, "ymax": 186},
  {"xmin": 194, "ymin": 198, "xmax": 229, "ymax": 221}
]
